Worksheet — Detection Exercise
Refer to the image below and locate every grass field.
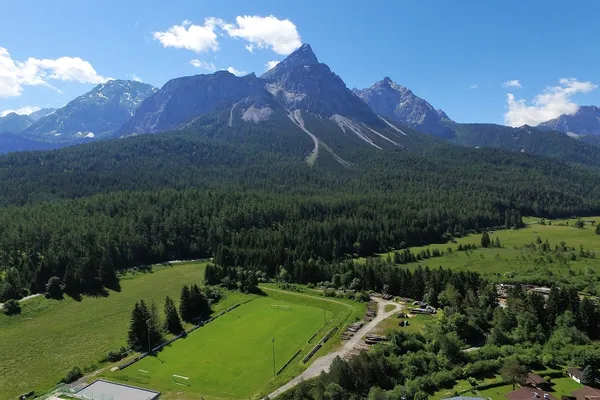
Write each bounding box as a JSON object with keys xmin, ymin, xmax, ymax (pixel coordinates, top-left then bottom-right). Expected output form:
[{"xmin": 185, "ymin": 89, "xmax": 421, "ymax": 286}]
[
  {"xmin": 361, "ymin": 217, "xmax": 600, "ymax": 291},
  {"xmin": 372, "ymin": 309, "xmax": 437, "ymax": 335},
  {"xmin": 107, "ymin": 296, "xmax": 332, "ymax": 399},
  {"xmin": 0, "ymin": 261, "xmax": 248, "ymax": 400}
]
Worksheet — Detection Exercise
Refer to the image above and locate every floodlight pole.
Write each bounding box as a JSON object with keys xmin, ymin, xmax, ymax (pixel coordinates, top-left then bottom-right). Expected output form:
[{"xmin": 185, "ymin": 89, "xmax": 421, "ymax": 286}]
[
  {"xmin": 146, "ymin": 318, "xmax": 152, "ymax": 355},
  {"xmin": 271, "ymin": 337, "xmax": 276, "ymax": 378}
]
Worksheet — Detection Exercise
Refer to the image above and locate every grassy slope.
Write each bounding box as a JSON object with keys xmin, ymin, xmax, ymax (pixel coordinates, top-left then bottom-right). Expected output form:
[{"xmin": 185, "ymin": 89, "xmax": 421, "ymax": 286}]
[
  {"xmin": 360, "ymin": 217, "xmax": 600, "ymax": 290},
  {"xmin": 109, "ymin": 296, "xmax": 329, "ymax": 399},
  {"xmin": 0, "ymin": 262, "xmax": 215, "ymax": 399}
]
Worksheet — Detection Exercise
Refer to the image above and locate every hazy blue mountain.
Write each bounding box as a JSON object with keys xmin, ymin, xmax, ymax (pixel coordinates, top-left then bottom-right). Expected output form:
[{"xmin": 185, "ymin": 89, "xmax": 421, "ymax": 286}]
[
  {"xmin": 29, "ymin": 108, "xmax": 56, "ymax": 121},
  {"xmin": 0, "ymin": 113, "xmax": 34, "ymax": 133},
  {"xmin": 537, "ymin": 106, "xmax": 600, "ymax": 136},
  {"xmin": 22, "ymin": 80, "xmax": 157, "ymax": 141}
]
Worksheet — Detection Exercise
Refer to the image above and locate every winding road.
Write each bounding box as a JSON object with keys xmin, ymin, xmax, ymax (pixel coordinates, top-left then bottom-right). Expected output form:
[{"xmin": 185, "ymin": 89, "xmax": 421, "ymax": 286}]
[{"xmin": 264, "ymin": 296, "xmax": 402, "ymax": 399}]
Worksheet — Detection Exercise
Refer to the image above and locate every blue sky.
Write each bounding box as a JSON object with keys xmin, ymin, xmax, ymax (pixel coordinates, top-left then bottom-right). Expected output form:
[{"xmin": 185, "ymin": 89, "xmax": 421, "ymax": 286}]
[{"xmin": 1, "ymin": 0, "xmax": 600, "ymax": 125}]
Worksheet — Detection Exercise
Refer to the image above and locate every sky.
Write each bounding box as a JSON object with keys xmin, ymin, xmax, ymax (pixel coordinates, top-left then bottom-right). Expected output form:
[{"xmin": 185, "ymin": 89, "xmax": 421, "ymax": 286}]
[{"xmin": 1, "ymin": 0, "xmax": 600, "ymax": 125}]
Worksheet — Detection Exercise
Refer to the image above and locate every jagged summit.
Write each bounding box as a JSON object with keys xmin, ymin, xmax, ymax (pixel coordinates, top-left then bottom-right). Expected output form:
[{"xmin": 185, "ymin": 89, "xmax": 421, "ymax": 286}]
[{"xmin": 355, "ymin": 77, "xmax": 455, "ymax": 138}]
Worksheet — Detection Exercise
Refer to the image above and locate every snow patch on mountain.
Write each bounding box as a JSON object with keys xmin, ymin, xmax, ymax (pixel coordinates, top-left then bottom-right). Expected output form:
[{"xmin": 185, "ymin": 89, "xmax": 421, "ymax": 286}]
[{"xmin": 331, "ymin": 114, "xmax": 382, "ymax": 149}]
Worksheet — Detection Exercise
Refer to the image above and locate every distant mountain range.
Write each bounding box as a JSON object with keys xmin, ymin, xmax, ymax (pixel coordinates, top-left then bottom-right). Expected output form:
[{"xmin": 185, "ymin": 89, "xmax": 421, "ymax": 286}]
[
  {"xmin": 1, "ymin": 43, "xmax": 600, "ymax": 170},
  {"xmin": 537, "ymin": 105, "xmax": 600, "ymax": 136}
]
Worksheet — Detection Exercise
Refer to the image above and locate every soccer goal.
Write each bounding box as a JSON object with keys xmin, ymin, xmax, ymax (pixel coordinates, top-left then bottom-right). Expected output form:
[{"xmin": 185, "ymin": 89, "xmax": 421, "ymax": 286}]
[
  {"xmin": 138, "ymin": 369, "xmax": 150, "ymax": 378},
  {"xmin": 172, "ymin": 374, "xmax": 191, "ymax": 386},
  {"xmin": 272, "ymin": 304, "xmax": 292, "ymax": 310}
]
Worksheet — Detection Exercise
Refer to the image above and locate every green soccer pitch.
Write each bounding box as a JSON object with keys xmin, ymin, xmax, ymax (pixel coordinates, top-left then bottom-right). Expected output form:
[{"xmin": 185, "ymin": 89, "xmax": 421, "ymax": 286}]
[{"xmin": 109, "ymin": 296, "xmax": 330, "ymax": 399}]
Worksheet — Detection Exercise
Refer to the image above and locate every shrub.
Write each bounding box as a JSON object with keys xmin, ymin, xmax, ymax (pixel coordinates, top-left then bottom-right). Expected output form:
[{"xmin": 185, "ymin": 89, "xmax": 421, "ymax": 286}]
[
  {"xmin": 306, "ymin": 283, "xmax": 315, "ymax": 289},
  {"xmin": 45, "ymin": 276, "xmax": 65, "ymax": 299},
  {"xmin": 3, "ymin": 299, "xmax": 21, "ymax": 315},
  {"xmin": 63, "ymin": 366, "xmax": 83, "ymax": 383}
]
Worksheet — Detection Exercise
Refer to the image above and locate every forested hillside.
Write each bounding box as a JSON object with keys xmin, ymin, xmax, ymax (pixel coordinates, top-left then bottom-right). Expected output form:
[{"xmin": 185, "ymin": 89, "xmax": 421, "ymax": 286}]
[{"xmin": 1, "ymin": 124, "xmax": 600, "ymax": 299}]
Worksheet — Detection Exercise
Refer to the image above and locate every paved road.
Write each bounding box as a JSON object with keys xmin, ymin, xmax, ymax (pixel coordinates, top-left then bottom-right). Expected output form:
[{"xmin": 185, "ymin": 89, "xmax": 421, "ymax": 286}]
[{"xmin": 264, "ymin": 297, "xmax": 402, "ymax": 399}]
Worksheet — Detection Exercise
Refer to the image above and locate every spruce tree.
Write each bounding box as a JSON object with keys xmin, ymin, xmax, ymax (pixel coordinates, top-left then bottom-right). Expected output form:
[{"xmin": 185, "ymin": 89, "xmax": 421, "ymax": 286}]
[
  {"xmin": 190, "ymin": 284, "xmax": 211, "ymax": 319},
  {"xmin": 128, "ymin": 300, "xmax": 150, "ymax": 350},
  {"xmin": 164, "ymin": 296, "xmax": 183, "ymax": 335},
  {"xmin": 596, "ymin": 224, "xmax": 600, "ymax": 235},
  {"xmin": 179, "ymin": 285, "xmax": 193, "ymax": 322},
  {"xmin": 494, "ymin": 237, "xmax": 501, "ymax": 248},
  {"xmin": 148, "ymin": 301, "xmax": 164, "ymax": 346},
  {"xmin": 481, "ymin": 231, "xmax": 491, "ymax": 248}
]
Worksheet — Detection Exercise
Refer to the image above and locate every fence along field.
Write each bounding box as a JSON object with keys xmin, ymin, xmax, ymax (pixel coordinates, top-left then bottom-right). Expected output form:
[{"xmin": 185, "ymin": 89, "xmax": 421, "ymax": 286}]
[
  {"xmin": 0, "ymin": 261, "xmax": 244, "ymax": 400},
  {"xmin": 106, "ymin": 296, "xmax": 333, "ymax": 399}
]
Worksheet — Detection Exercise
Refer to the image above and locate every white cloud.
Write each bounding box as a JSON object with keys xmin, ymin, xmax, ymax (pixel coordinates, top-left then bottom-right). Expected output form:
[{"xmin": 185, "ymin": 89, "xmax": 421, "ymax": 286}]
[
  {"xmin": 502, "ymin": 79, "xmax": 522, "ymax": 88},
  {"xmin": 469, "ymin": 84, "xmax": 478, "ymax": 89},
  {"xmin": 130, "ymin": 74, "xmax": 143, "ymax": 82},
  {"xmin": 504, "ymin": 78, "xmax": 597, "ymax": 127},
  {"xmin": 153, "ymin": 18, "xmax": 220, "ymax": 53},
  {"xmin": 225, "ymin": 66, "xmax": 247, "ymax": 76},
  {"xmin": 265, "ymin": 60, "xmax": 280, "ymax": 71},
  {"xmin": 222, "ymin": 15, "xmax": 301, "ymax": 55},
  {"xmin": 1, "ymin": 105, "xmax": 41, "ymax": 117},
  {"xmin": 245, "ymin": 44, "xmax": 254, "ymax": 53},
  {"xmin": 0, "ymin": 47, "xmax": 110, "ymax": 98},
  {"xmin": 189, "ymin": 59, "xmax": 216, "ymax": 71}
]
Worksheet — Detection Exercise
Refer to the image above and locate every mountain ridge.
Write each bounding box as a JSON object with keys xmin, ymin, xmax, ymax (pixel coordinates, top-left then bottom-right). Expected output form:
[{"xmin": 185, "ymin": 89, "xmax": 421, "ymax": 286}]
[{"xmin": 537, "ymin": 105, "xmax": 600, "ymax": 136}]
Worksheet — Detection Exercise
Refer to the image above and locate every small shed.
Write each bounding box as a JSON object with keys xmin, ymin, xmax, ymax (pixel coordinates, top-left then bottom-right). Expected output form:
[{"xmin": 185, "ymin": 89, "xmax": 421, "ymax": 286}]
[
  {"xmin": 568, "ymin": 367, "xmax": 583, "ymax": 383},
  {"xmin": 75, "ymin": 379, "xmax": 160, "ymax": 400}
]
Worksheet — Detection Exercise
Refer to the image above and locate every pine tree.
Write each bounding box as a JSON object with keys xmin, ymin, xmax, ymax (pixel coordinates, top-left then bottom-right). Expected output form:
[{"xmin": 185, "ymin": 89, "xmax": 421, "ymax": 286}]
[
  {"xmin": 164, "ymin": 296, "xmax": 183, "ymax": 335},
  {"xmin": 481, "ymin": 232, "xmax": 491, "ymax": 248},
  {"xmin": 190, "ymin": 284, "xmax": 210, "ymax": 320},
  {"xmin": 128, "ymin": 300, "xmax": 150, "ymax": 350},
  {"xmin": 179, "ymin": 285, "xmax": 193, "ymax": 322},
  {"xmin": 494, "ymin": 237, "xmax": 501, "ymax": 248},
  {"xmin": 596, "ymin": 224, "xmax": 600, "ymax": 235},
  {"xmin": 148, "ymin": 300, "xmax": 164, "ymax": 347}
]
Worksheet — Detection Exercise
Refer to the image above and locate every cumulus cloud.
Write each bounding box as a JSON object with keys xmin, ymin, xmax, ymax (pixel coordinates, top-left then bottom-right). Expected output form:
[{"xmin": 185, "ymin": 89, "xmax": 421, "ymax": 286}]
[
  {"xmin": 0, "ymin": 47, "xmax": 110, "ymax": 98},
  {"xmin": 0, "ymin": 105, "xmax": 41, "ymax": 117},
  {"xmin": 153, "ymin": 18, "xmax": 220, "ymax": 53},
  {"xmin": 504, "ymin": 78, "xmax": 597, "ymax": 127},
  {"xmin": 503, "ymin": 80, "xmax": 522, "ymax": 88},
  {"xmin": 189, "ymin": 59, "xmax": 216, "ymax": 71},
  {"xmin": 222, "ymin": 15, "xmax": 301, "ymax": 55},
  {"xmin": 129, "ymin": 74, "xmax": 143, "ymax": 82},
  {"xmin": 469, "ymin": 84, "xmax": 478, "ymax": 89},
  {"xmin": 265, "ymin": 60, "xmax": 280, "ymax": 71},
  {"xmin": 225, "ymin": 66, "xmax": 247, "ymax": 76}
]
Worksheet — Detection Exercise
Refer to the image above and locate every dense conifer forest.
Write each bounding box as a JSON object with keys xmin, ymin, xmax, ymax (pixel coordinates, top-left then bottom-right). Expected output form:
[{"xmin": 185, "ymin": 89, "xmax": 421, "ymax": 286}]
[{"xmin": 1, "ymin": 129, "xmax": 600, "ymax": 300}]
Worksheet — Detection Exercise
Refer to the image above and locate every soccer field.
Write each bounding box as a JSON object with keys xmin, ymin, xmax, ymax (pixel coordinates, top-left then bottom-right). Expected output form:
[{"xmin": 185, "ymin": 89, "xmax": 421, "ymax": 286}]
[{"xmin": 109, "ymin": 296, "xmax": 330, "ymax": 399}]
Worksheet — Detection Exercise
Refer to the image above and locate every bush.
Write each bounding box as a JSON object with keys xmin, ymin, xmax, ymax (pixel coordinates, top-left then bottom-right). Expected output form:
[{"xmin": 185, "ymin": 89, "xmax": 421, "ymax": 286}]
[
  {"xmin": 45, "ymin": 276, "xmax": 64, "ymax": 299},
  {"xmin": 306, "ymin": 283, "xmax": 315, "ymax": 289},
  {"xmin": 3, "ymin": 299, "xmax": 21, "ymax": 315},
  {"xmin": 63, "ymin": 366, "xmax": 83, "ymax": 383}
]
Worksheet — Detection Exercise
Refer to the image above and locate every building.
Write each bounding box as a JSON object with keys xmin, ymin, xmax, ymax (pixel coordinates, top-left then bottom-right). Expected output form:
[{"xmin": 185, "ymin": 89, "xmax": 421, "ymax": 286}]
[
  {"xmin": 526, "ymin": 373, "xmax": 550, "ymax": 390},
  {"xmin": 505, "ymin": 386, "xmax": 556, "ymax": 400},
  {"xmin": 75, "ymin": 379, "xmax": 160, "ymax": 400},
  {"xmin": 568, "ymin": 367, "xmax": 583, "ymax": 383},
  {"xmin": 572, "ymin": 385, "xmax": 600, "ymax": 400},
  {"xmin": 442, "ymin": 397, "xmax": 485, "ymax": 400}
]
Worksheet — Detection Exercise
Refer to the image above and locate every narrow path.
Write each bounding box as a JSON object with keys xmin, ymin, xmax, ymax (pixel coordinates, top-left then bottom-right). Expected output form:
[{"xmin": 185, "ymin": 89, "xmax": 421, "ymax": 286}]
[
  {"xmin": 264, "ymin": 297, "xmax": 401, "ymax": 399},
  {"xmin": 0, "ymin": 292, "xmax": 42, "ymax": 308}
]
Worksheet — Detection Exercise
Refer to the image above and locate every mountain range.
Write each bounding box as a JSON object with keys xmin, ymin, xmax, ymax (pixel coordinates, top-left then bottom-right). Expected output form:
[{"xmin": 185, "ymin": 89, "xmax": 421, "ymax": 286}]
[{"xmin": 1, "ymin": 43, "xmax": 600, "ymax": 169}]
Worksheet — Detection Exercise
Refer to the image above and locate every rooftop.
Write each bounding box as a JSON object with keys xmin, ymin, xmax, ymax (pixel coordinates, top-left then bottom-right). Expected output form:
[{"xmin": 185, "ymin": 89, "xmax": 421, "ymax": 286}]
[
  {"xmin": 75, "ymin": 379, "xmax": 160, "ymax": 400},
  {"xmin": 572, "ymin": 386, "xmax": 600, "ymax": 400},
  {"xmin": 505, "ymin": 386, "xmax": 556, "ymax": 400}
]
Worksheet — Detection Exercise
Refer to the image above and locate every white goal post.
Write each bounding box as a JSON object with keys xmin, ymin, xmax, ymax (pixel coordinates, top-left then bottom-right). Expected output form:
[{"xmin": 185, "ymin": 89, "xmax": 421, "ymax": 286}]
[
  {"xmin": 138, "ymin": 369, "xmax": 149, "ymax": 377},
  {"xmin": 172, "ymin": 374, "xmax": 190, "ymax": 386},
  {"xmin": 271, "ymin": 304, "xmax": 292, "ymax": 310}
]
